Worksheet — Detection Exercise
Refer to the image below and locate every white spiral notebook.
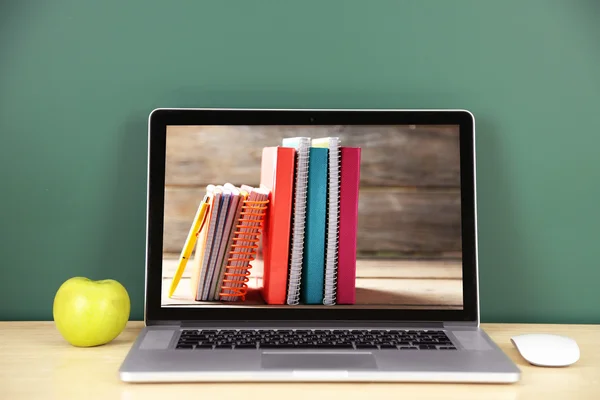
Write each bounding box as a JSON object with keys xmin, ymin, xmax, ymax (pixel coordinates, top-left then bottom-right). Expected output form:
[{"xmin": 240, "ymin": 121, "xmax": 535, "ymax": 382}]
[
  {"xmin": 281, "ymin": 137, "xmax": 311, "ymax": 305},
  {"xmin": 312, "ymin": 137, "xmax": 341, "ymax": 305},
  {"xmin": 195, "ymin": 184, "xmax": 222, "ymax": 301}
]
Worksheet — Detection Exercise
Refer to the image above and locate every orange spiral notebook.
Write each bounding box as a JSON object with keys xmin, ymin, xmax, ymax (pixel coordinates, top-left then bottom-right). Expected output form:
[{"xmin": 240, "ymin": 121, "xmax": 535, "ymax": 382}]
[{"xmin": 219, "ymin": 187, "xmax": 269, "ymax": 301}]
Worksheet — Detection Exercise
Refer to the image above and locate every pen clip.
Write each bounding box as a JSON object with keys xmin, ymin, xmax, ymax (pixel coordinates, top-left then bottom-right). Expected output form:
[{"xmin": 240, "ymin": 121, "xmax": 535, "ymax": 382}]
[{"xmin": 195, "ymin": 204, "xmax": 210, "ymax": 237}]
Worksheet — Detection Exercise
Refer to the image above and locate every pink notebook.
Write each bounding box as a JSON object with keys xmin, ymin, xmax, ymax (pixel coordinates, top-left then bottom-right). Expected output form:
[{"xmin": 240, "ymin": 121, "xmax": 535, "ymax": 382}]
[{"xmin": 337, "ymin": 147, "xmax": 361, "ymax": 304}]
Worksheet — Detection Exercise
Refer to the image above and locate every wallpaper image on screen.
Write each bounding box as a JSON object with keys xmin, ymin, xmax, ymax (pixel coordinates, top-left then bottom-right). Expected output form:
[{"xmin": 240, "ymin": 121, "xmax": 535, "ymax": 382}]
[{"xmin": 161, "ymin": 125, "xmax": 463, "ymax": 310}]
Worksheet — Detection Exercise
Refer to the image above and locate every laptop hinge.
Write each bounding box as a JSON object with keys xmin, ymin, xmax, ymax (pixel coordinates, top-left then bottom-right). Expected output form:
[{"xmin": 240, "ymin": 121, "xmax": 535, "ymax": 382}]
[
  {"xmin": 443, "ymin": 320, "xmax": 479, "ymax": 328},
  {"xmin": 178, "ymin": 320, "xmax": 446, "ymax": 329},
  {"xmin": 149, "ymin": 320, "xmax": 476, "ymax": 329},
  {"xmin": 146, "ymin": 320, "xmax": 182, "ymax": 327}
]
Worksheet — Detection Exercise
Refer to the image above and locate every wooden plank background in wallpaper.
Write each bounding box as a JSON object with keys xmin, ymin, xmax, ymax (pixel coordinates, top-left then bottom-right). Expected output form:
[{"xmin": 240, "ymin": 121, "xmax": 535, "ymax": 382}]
[{"xmin": 162, "ymin": 125, "xmax": 463, "ymax": 260}]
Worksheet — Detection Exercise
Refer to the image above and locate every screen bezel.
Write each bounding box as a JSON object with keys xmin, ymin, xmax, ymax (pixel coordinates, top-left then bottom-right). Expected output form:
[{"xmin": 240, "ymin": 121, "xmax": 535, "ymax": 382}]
[{"xmin": 145, "ymin": 108, "xmax": 478, "ymax": 324}]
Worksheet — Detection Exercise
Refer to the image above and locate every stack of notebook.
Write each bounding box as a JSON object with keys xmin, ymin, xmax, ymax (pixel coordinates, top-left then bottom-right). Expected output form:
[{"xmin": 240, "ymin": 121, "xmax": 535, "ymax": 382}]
[
  {"xmin": 260, "ymin": 137, "xmax": 362, "ymax": 306},
  {"xmin": 169, "ymin": 136, "xmax": 361, "ymax": 306}
]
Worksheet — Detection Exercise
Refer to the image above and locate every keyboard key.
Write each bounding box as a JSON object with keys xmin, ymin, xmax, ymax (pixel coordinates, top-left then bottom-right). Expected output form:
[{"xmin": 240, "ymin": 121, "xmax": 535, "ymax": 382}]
[
  {"xmin": 196, "ymin": 344, "xmax": 213, "ymax": 349},
  {"xmin": 196, "ymin": 333, "xmax": 213, "ymax": 338},
  {"xmin": 332, "ymin": 343, "xmax": 355, "ymax": 349},
  {"xmin": 235, "ymin": 344, "xmax": 257, "ymax": 349},
  {"xmin": 379, "ymin": 343, "xmax": 397, "ymax": 349},
  {"xmin": 419, "ymin": 345, "xmax": 437, "ymax": 350},
  {"xmin": 180, "ymin": 338, "xmax": 200, "ymax": 343},
  {"xmin": 356, "ymin": 343, "xmax": 377, "ymax": 349},
  {"xmin": 400, "ymin": 347, "xmax": 418, "ymax": 350},
  {"xmin": 260, "ymin": 344, "xmax": 297, "ymax": 349},
  {"xmin": 179, "ymin": 336, "xmax": 199, "ymax": 341},
  {"xmin": 293, "ymin": 343, "xmax": 318, "ymax": 348},
  {"xmin": 176, "ymin": 344, "xmax": 193, "ymax": 349},
  {"xmin": 238, "ymin": 342, "xmax": 258, "ymax": 347},
  {"xmin": 314, "ymin": 344, "xmax": 354, "ymax": 349},
  {"xmin": 215, "ymin": 344, "xmax": 233, "ymax": 349}
]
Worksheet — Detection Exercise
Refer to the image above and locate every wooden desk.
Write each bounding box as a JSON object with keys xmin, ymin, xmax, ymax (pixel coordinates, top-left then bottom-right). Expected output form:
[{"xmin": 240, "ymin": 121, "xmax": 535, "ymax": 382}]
[{"xmin": 1, "ymin": 322, "xmax": 598, "ymax": 399}]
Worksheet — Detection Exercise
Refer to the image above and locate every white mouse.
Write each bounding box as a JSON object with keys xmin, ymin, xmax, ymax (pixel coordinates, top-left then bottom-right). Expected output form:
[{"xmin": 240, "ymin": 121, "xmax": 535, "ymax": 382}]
[{"xmin": 511, "ymin": 334, "xmax": 580, "ymax": 367}]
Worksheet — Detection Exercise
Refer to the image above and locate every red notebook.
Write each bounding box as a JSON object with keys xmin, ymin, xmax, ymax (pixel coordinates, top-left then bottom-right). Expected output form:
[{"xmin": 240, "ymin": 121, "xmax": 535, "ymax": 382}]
[
  {"xmin": 337, "ymin": 147, "xmax": 361, "ymax": 304},
  {"xmin": 259, "ymin": 147, "xmax": 296, "ymax": 304}
]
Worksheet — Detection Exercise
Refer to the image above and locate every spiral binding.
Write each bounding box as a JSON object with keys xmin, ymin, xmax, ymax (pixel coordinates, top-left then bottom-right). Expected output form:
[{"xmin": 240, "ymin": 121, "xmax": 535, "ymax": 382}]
[
  {"xmin": 323, "ymin": 138, "xmax": 340, "ymax": 305},
  {"xmin": 219, "ymin": 198, "xmax": 269, "ymax": 302},
  {"xmin": 286, "ymin": 138, "xmax": 311, "ymax": 305}
]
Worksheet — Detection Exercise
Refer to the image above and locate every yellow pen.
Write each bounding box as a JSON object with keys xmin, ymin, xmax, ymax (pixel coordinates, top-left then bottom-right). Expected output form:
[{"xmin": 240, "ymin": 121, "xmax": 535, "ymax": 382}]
[{"xmin": 168, "ymin": 194, "xmax": 210, "ymax": 298}]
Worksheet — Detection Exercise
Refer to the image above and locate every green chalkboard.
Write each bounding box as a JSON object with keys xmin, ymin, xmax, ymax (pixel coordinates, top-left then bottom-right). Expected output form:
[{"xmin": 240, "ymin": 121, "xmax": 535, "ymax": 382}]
[{"xmin": 1, "ymin": 0, "xmax": 598, "ymax": 323}]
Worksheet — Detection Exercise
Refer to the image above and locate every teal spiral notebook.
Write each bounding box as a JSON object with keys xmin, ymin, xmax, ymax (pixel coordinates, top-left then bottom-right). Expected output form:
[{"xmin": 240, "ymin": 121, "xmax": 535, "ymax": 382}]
[{"xmin": 301, "ymin": 147, "xmax": 328, "ymax": 304}]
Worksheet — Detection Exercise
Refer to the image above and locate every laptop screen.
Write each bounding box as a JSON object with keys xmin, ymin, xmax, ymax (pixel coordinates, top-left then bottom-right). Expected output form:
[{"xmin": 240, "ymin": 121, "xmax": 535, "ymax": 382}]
[{"xmin": 161, "ymin": 124, "xmax": 463, "ymax": 311}]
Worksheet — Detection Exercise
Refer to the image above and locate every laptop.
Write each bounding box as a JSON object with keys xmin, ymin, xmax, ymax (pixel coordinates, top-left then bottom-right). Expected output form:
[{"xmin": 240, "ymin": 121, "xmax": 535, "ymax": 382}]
[{"xmin": 119, "ymin": 108, "xmax": 521, "ymax": 383}]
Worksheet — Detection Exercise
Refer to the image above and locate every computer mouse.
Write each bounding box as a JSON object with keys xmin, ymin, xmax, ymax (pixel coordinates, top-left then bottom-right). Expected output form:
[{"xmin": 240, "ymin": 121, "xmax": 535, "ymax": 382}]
[{"xmin": 510, "ymin": 334, "xmax": 580, "ymax": 367}]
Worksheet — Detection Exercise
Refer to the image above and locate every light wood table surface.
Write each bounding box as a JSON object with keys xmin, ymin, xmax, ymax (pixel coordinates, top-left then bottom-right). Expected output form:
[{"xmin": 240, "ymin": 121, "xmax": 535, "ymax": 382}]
[{"xmin": 1, "ymin": 322, "xmax": 599, "ymax": 399}]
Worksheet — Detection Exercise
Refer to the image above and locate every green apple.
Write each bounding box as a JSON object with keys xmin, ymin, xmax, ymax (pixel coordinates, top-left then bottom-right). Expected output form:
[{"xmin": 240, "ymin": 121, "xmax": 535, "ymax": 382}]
[{"xmin": 53, "ymin": 277, "xmax": 130, "ymax": 347}]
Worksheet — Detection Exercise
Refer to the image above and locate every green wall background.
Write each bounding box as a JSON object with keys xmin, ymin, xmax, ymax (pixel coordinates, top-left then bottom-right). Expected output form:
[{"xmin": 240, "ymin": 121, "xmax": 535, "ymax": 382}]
[{"xmin": 1, "ymin": 1, "xmax": 598, "ymax": 323}]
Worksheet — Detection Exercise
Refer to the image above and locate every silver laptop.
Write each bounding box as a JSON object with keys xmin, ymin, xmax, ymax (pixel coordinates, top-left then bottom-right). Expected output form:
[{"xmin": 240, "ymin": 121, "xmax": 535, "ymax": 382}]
[{"xmin": 119, "ymin": 108, "xmax": 520, "ymax": 383}]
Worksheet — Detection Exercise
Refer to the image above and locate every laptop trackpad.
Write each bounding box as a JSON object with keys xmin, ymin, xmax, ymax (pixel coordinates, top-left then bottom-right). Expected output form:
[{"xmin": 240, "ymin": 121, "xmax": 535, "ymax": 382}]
[{"xmin": 261, "ymin": 353, "xmax": 378, "ymax": 370}]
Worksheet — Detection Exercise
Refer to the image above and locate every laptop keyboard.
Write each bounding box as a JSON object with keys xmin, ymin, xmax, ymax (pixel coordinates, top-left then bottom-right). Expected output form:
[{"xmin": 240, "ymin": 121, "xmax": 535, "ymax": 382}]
[{"xmin": 175, "ymin": 329, "xmax": 456, "ymax": 350}]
